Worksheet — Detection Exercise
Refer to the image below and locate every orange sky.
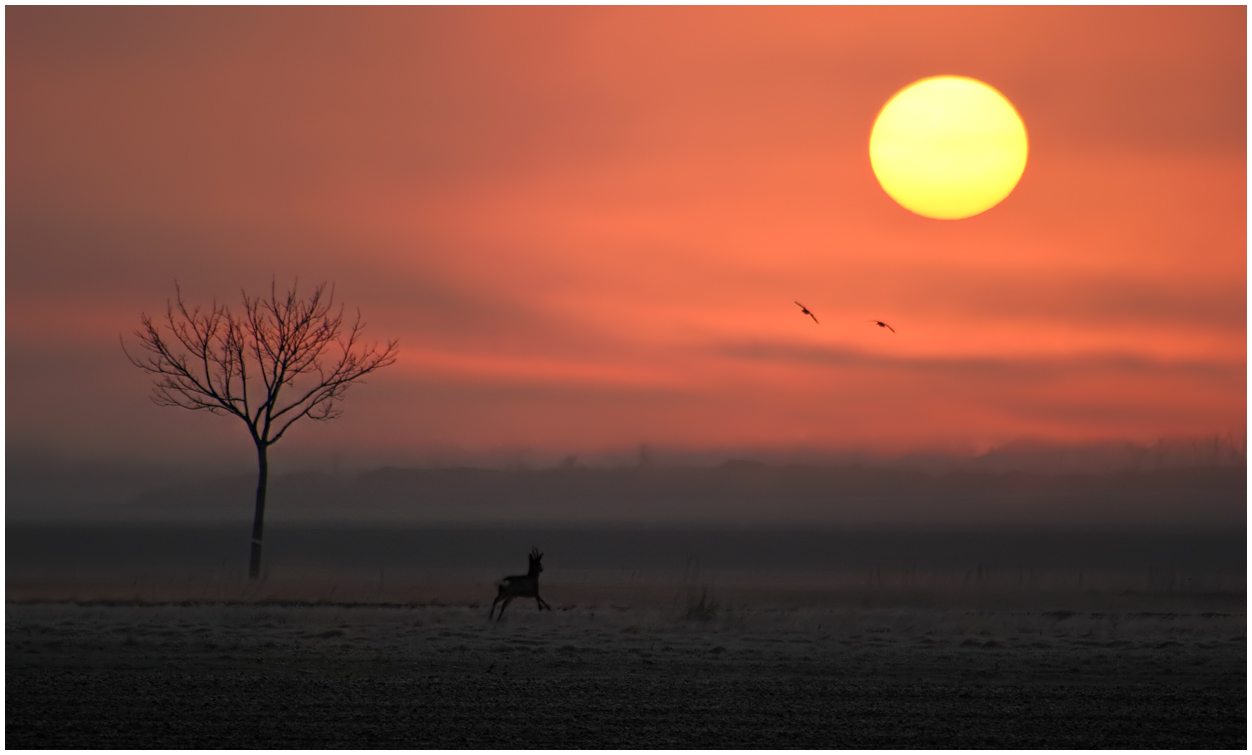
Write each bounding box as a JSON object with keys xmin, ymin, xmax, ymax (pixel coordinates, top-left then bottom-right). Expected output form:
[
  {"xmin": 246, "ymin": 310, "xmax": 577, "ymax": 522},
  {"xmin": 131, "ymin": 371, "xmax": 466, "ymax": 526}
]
[{"xmin": 6, "ymin": 7, "xmax": 1246, "ymax": 467}]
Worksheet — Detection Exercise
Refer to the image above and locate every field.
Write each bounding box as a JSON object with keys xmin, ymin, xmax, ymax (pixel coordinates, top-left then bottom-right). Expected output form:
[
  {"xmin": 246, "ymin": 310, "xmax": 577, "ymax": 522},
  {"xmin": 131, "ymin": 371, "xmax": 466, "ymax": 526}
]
[{"xmin": 6, "ymin": 570, "xmax": 1245, "ymax": 749}]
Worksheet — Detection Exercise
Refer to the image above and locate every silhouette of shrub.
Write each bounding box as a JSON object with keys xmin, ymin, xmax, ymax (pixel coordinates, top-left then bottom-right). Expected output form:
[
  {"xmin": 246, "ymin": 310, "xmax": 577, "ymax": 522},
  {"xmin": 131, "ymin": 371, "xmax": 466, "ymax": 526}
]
[{"xmin": 683, "ymin": 588, "xmax": 719, "ymax": 622}]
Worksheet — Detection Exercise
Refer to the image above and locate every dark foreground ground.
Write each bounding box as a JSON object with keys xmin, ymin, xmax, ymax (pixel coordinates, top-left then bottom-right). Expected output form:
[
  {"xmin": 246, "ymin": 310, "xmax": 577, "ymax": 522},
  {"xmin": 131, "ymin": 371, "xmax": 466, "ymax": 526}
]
[{"xmin": 6, "ymin": 587, "xmax": 1246, "ymax": 749}]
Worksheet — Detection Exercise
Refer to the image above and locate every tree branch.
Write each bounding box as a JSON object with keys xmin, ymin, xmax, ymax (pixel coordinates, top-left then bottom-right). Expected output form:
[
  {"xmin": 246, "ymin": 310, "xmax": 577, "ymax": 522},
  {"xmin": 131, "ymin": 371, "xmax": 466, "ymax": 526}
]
[{"xmin": 124, "ymin": 279, "xmax": 398, "ymax": 449}]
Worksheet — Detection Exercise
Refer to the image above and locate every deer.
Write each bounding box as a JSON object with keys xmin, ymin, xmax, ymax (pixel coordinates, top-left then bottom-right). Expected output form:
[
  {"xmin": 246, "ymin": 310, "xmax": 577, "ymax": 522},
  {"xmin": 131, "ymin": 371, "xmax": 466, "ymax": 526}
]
[{"xmin": 489, "ymin": 548, "xmax": 551, "ymax": 620}]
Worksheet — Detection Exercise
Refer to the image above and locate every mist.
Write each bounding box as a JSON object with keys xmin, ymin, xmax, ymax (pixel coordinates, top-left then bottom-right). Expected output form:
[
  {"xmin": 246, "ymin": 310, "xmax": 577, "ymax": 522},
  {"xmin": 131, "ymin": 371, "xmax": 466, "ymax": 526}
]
[{"xmin": 7, "ymin": 436, "xmax": 1244, "ymax": 528}]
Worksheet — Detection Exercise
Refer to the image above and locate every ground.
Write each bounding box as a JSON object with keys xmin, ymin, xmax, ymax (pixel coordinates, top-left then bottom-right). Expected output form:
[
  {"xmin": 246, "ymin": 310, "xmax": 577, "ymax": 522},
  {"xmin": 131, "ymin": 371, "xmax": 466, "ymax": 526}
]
[{"xmin": 6, "ymin": 583, "xmax": 1245, "ymax": 748}]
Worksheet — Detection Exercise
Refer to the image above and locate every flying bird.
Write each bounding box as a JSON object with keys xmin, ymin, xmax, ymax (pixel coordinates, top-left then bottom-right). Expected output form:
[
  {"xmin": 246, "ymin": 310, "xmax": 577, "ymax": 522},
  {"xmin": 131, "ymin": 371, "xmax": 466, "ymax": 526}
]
[
  {"xmin": 795, "ymin": 301, "xmax": 819, "ymax": 324},
  {"xmin": 868, "ymin": 320, "xmax": 895, "ymax": 333}
]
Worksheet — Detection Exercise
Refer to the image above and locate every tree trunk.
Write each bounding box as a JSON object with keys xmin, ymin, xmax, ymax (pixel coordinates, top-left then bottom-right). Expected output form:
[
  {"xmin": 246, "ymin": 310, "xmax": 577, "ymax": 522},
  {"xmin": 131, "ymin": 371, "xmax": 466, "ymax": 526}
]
[{"xmin": 248, "ymin": 443, "xmax": 269, "ymax": 580}]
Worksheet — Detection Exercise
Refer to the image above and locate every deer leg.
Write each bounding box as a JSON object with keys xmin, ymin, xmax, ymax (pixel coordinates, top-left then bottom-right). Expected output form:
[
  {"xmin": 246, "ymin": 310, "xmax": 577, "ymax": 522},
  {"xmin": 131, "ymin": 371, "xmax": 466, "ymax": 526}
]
[
  {"xmin": 496, "ymin": 596, "xmax": 513, "ymax": 621},
  {"xmin": 536, "ymin": 593, "xmax": 551, "ymax": 611},
  {"xmin": 490, "ymin": 584, "xmax": 513, "ymax": 619}
]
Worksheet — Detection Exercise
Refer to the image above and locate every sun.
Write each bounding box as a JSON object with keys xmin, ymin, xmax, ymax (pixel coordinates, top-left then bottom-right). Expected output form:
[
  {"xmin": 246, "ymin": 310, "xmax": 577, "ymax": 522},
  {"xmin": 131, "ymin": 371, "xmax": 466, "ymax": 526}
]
[{"xmin": 869, "ymin": 76, "xmax": 1028, "ymax": 220}]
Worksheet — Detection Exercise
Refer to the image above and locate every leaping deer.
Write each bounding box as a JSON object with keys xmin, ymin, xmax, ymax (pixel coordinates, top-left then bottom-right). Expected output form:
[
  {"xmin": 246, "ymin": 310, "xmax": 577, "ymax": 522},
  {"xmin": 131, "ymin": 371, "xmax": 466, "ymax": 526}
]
[{"xmin": 489, "ymin": 548, "xmax": 551, "ymax": 620}]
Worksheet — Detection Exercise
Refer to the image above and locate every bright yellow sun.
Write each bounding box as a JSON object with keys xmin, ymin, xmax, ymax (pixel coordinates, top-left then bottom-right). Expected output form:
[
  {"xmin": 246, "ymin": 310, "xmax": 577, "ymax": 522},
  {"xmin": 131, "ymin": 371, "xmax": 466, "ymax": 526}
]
[{"xmin": 869, "ymin": 76, "xmax": 1028, "ymax": 220}]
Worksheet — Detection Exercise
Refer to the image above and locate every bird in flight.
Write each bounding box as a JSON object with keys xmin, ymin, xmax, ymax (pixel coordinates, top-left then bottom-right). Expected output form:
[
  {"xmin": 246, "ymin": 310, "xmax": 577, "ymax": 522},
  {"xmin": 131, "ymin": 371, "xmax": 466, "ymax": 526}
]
[
  {"xmin": 795, "ymin": 301, "xmax": 819, "ymax": 324},
  {"xmin": 869, "ymin": 320, "xmax": 896, "ymax": 333}
]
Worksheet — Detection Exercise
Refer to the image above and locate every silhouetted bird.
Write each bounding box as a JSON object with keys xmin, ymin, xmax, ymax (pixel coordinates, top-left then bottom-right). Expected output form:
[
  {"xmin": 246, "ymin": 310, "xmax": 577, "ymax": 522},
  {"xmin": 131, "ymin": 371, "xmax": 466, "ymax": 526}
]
[
  {"xmin": 869, "ymin": 320, "xmax": 895, "ymax": 333},
  {"xmin": 795, "ymin": 301, "xmax": 819, "ymax": 324}
]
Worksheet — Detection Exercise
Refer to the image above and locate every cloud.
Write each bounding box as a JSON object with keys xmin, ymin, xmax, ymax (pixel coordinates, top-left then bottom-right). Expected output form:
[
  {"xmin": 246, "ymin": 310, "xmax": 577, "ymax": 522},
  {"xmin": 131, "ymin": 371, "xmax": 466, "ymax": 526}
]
[{"xmin": 714, "ymin": 340, "xmax": 1242, "ymax": 380}]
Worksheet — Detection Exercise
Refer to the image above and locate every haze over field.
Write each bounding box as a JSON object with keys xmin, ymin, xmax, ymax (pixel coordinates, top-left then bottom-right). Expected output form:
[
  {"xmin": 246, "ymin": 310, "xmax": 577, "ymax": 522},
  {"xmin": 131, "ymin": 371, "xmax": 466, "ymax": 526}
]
[{"xmin": 7, "ymin": 438, "xmax": 1245, "ymax": 527}]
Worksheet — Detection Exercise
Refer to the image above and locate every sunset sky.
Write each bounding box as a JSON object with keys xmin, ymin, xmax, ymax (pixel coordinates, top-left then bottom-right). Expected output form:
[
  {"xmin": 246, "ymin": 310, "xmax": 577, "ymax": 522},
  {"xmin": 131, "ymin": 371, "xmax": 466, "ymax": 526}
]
[{"xmin": 7, "ymin": 7, "xmax": 1246, "ymax": 470}]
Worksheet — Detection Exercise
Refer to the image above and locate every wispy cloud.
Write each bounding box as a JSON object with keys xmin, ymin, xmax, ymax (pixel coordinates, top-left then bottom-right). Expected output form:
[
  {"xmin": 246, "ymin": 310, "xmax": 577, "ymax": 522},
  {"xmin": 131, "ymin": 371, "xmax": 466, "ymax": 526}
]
[{"xmin": 715, "ymin": 340, "xmax": 1242, "ymax": 380}]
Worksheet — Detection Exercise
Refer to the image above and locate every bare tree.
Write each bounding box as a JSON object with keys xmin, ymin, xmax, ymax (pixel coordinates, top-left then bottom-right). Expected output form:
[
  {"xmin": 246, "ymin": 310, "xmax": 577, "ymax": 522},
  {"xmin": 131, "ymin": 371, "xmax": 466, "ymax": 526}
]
[{"xmin": 123, "ymin": 280, "xmax": 399, "ymax": 578}]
